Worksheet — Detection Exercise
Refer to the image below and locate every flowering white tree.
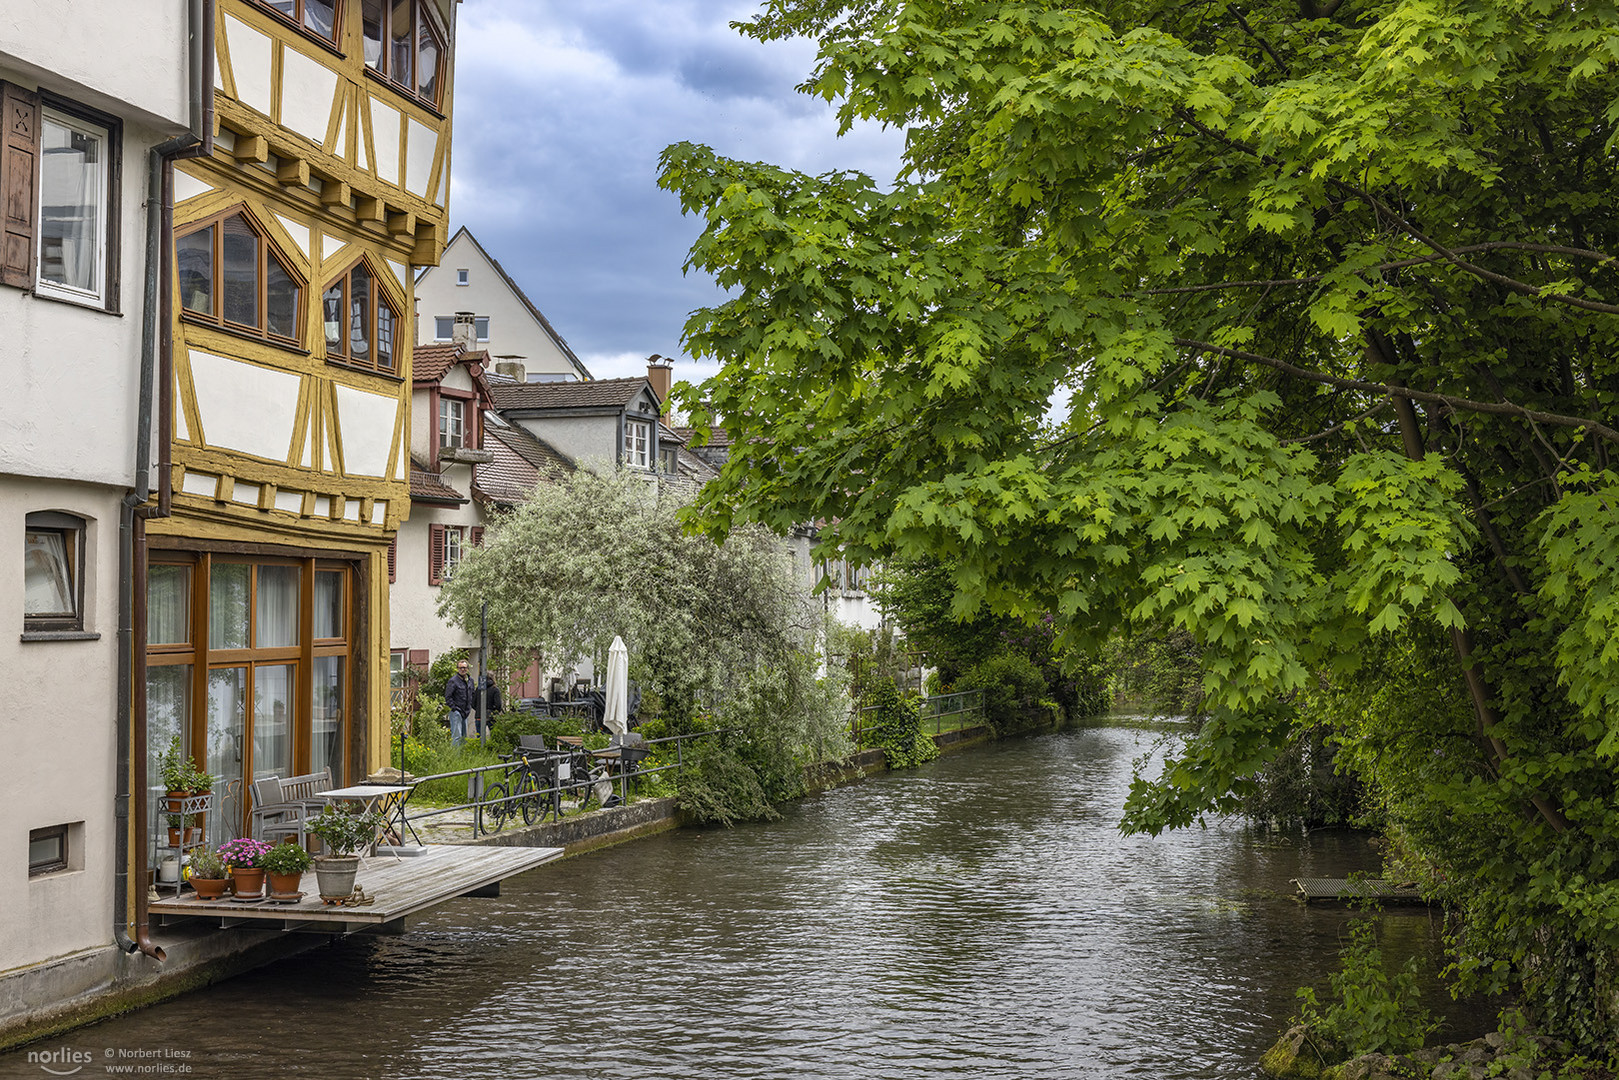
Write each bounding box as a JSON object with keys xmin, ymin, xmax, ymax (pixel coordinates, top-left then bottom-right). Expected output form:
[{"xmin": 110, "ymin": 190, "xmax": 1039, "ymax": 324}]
[{"xmin": 436, "ymin": 468, "xmax": 835, "ymax": 737}]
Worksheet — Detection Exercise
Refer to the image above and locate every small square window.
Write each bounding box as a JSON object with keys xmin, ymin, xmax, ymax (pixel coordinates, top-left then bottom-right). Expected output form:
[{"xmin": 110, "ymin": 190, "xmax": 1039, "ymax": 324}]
[
  {"xmin": 456, "ymin": 268, "xmax": 468, "ymax": 286},
  {"xmin": 434, "ymin": 316, "xmax": 453, "ymax": 341},
  {"xmin": 29, "ymin": 824, "xmax": 68, "ymax": 876},
  {"xmin": 25, "ymin": 512, "xmax": 85, "ymax": 633}
]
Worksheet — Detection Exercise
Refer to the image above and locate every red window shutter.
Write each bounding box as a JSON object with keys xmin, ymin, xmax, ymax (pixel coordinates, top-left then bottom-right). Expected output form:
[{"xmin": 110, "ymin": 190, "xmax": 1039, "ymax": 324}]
[
  {"xmin": 0, "ymin": 82, "xmax": 41, "ymax": 290},
  {"xmin": 387, "ymin": 536, "xmax": 397, "ymax": 582},
  {"xmin": 469, "ymin": 526, "xmax": 484, "ymax": 547},
  {"xmin": 408, "ymin": 649, "xmax": 429, "ymax": 666},
  {"xmin": 428, "ymin": 523, "xmax": 445, "ymax": 585}
]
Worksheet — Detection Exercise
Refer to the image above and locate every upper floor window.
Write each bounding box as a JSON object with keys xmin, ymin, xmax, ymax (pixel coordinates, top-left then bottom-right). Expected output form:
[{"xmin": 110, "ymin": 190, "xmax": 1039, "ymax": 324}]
[
  {"xmin": 432, "ymin": 315, "xmax": 489, "ymax": 342},
  {"xmin": 37, "ymin": 107, "xmax": 110, "ymax": 306},
  {"xmin": 177, "ymin": 208, "xmax": 303, "ymax": 345},
  {"xmin": 624, "ymin": 419, "xmax": 651, "ymax": 469},
  {"xmin": 362, "ymin": 0, "xmax": 446, "ymax": 109},
  {"xmin": 439, "ymin": 397, "xmax": 464, "ymax": 449},
  {"xmin": 25, "ymin": 511, "xmax": 85, "ymax": 634},
  {"xmin": 258, "ymin": 0, "xmax": 337, "ymax": 41},
  {"xmin": 456, "ymin": 268, "xmax": 468, "ymax": 286},
  {"xmin": 323, "ymin": 258, "xmax": 398, "ymax": 374}
]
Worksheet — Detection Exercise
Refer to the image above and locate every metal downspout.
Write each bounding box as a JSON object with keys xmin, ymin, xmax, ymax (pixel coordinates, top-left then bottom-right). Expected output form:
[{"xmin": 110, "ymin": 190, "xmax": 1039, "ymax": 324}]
[{"xmin": 119, "ymin": 0, "xmax": 214, "ymax": 962}]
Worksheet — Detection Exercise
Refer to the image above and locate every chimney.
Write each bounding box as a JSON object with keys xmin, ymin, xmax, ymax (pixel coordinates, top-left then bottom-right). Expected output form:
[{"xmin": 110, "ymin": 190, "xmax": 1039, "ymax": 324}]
[
  {"xmin": 494, "ymin": 360, "xmax": 526, "ymax": 382},
  {"xmin": 452, "ymin": 311, "xmax": 477, "ymax": 352},
  {"xmin": 646, "ymin": 354, "xmax": 673, "ymax": 413}
]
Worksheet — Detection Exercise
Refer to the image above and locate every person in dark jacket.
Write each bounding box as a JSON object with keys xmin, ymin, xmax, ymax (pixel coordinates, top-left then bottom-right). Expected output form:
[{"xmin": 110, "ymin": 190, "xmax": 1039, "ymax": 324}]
[{"xmin": 445, "ymin": 660, "xmax": 476, "ymax": 747}]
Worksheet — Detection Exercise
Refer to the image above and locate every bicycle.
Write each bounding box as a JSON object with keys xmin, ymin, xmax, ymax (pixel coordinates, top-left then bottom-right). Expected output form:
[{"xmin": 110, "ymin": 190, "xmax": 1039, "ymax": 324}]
[{"xmin": 475, "ymin": 752, "xmax": 548, "ymax": 834}]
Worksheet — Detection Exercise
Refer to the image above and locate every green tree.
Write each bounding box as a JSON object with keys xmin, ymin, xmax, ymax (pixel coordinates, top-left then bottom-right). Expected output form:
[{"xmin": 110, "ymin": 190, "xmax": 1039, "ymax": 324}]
[{"xmin": 658, "ymin": 0, "xmax": 1619, "ymax": 1044}]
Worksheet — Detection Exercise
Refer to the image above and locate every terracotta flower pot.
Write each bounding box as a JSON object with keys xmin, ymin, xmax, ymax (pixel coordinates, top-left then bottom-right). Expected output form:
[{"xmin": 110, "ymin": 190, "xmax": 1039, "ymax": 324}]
[
  {"xmin": 230, "ymin": 867, "xmax": 265, "ymax": 898},
  {"xmin": 267, "ymin": 871, "xmax": 304, "ymax": 896},
  {"xmin": 167, "ymin": 827, "xmax": 183, "ymax": 847},
  {"xmin": 192, "ymin": 877, "xmax": 229, "ymax": 900}
]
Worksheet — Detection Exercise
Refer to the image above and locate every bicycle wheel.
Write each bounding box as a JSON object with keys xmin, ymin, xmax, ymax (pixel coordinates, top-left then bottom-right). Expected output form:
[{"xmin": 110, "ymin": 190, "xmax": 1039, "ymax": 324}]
[
  {"xmin": 476, "ymin": 781, "xmax": 510, "ymax": 835},
  {"xmin": 519, "ymin": 771, "xmax": 542, "ymax": 825}
]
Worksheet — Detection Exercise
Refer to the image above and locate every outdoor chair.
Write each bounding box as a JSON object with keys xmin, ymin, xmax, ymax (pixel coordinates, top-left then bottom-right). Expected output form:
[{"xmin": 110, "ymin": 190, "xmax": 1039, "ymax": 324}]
[
  {"xmin": 278, "ymin": 768, "xmax": 332, "ymax": 817},
  {"xmin": 249, "ymin": 776, "xmax": 308, "ymax": 846}
]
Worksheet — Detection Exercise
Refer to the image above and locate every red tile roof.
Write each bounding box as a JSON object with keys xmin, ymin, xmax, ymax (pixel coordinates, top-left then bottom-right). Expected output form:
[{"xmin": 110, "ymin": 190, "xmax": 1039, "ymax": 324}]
[
  {"xmin": 412, "ymin": 342, "xmax": 461, "ymax": 383},
  {"xmin": 409, "ymin": 460, "xmax": 467, "ymax": 504},
  {"xmin": 491, "ymin": 376, "xmax": 652, "ymax": 412}
]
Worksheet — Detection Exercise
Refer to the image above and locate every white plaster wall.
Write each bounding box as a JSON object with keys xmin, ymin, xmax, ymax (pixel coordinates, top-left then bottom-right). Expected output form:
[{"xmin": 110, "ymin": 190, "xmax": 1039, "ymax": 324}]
[
  {"xmin": 512, "ymin": 416, "xmax": 616, "ymax": 470},
  {"xmin": 0, "ymin": 94, "xmax": 176, "ymax": 490},
  {"xmin": 0, "ymin": 1, "xmax": 189, "ymax": 129},
  {"xmin": 390, "ymin": 504, "xmax": 480, "ymax": 658},
  {"xmin": 415, "ymin": 233, "xmax": 585, "ymax": 378},
  {"xmin": 0, "ymin": 479, "xmax": 121, "ymax": 973},
  {"xmin": 409, "ymin": 388, "xmax": 432, "ymax": 464}
]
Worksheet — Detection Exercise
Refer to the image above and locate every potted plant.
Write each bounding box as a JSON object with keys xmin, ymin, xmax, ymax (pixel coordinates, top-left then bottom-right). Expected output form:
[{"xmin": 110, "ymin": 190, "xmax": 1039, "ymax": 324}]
[
  {"xmin": 307, "ymin": 806, "xmax": 384, "ymax": 901},
  {"xmin": 158, "ymin": 736, "xmax": 215, "ymax": 844},
  {"xmin": 261, "ymin": 841, "xmax": 312, "ymax": 897},
  {"xmin": 187, "ymin": 849, "xmax": 229, "ymax": 901},
  {"xmin": 216, "ymin": 837, "xmax": 274, "ymax": 899}
]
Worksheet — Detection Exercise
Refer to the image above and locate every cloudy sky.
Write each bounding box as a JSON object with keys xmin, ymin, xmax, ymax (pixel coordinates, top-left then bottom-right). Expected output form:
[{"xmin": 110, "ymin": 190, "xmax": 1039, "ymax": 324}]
[{"xmin": 444, "ymin": 1, "xmax": 905, "ymax": 383}]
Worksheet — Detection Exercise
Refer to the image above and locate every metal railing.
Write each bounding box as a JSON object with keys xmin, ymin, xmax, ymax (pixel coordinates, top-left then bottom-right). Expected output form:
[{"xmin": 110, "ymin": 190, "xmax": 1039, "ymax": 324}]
[
  {"xmin": 397, "ymin": 728, "xmax": 730, "ymax": 839},
  {"xmin": 850, "ymin": 688, "xmax": 984, "ymax": 745}
]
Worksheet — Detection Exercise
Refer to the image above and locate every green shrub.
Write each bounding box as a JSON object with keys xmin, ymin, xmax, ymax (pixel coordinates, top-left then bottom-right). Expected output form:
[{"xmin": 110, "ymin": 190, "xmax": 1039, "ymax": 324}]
[
  {"xmin": 859, "ymin": 679, "xmax": 938, "ymax": 769},
  {"xmin": 487, "ymin": 710, "xmax": 585, "ymax": 755},
  {"xmin": 960, "ymin": 650, "xmax": 1047, "ymax": 728},
  {"xmin": 1294, "ymin": 915, "xmax": 1436, "ymax": 1057},
  {"xmin": 675, "ymin": 738, "xmax": 779, "ymax": 827}
]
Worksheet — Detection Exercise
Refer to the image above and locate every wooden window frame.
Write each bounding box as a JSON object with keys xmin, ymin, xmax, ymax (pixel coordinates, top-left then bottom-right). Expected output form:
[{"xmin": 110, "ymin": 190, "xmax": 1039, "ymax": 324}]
[
  {"xmin": 0, "ymin": 84, "xmax": 122, "ymax": 312},
  {"xmin": 24, "ymin": 511, "xmax": 86, "ymax": 635},
  {"xmin": 323, "ymin": 255, "xmax": 400, "ymax": 376},
  {"xmin": 252, "ymin": 0, "xmax": 340, "ymax": 45},
  {"xmin": 624, "ymin": 419, "xmax": 652, "ymax": 469},
  {"xmin": 176, "ymin": 205, "xmax": 305, "ymax": 347},
  {"xmin": 438, "ymin": 396, "xmax": 464, "ymax": 450},
  {"xmin": 362, "ymin": 0, "xmax": 448, "ymax": 110}
]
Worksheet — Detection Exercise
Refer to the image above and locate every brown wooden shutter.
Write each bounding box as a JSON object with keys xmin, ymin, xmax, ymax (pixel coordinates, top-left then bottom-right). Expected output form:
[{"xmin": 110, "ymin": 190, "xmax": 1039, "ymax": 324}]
[
  {"xmin": 387, "ymin": 536, "xmax": 397, "ymax": 582},
  {"xmin": 0, "ymin": 82, "xmax": 40, "ymax": 290},
  {"xmin": 469, "ymin": 526, "xmax": 484, "ymax": 547},
  {"xmin": 428, "ymin": 523, "xmax": 445, "ymax": 585},
  {"xmin": 408, "ymin": 649, "xmax": 429, "ymax": 666}
]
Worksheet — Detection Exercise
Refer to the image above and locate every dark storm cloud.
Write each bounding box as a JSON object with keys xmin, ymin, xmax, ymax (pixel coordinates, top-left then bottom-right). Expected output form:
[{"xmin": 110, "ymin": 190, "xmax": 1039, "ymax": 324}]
[{"xmin": 443, "ymin": 1, "xmax": 903, "ymax": 380}]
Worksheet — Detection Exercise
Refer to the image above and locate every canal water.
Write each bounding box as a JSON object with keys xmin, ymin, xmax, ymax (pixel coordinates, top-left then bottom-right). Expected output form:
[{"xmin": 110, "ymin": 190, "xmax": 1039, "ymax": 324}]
[{"xmin": 3, "ymin": 722, "xmax": 1495, "ymax": 1079}]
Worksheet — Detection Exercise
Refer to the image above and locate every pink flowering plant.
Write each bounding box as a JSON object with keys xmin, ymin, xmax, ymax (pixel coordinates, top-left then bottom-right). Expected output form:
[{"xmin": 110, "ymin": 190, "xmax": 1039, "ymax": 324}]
[{"xmin": 216, "ymin": 837, "xmax": 274, "ymax": 870}]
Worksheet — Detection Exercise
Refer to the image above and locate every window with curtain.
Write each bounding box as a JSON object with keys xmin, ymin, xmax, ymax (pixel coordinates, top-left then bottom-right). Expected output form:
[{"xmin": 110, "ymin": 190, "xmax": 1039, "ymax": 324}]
[
  {"xmin": 149, "ymin": 556, "xmax": 352, "ymax": 837},
  {"xmin": 361, "ymin": 0, "xmax": 446, "ymax": 108},
  {"xmin": 323, "ymin": 257, "xmax": 399, "ymax": 374},
  {"xmin": 257, "ymin": 0, "xmax": 337, "ymax": 41},
  {"xmin": 24, "ymin": 512, "xmax": 85, "ymax": 633},
  {"xmin": 36, "ymin": 109, "xmax": 106, "ymax": 304},
  {"xmin": 176, "ymin": 207, "xmax": 303, "ymax": 346},
  {"xmin": 439, "ymin": 397, "xmax": 464, "ymax": 449}
]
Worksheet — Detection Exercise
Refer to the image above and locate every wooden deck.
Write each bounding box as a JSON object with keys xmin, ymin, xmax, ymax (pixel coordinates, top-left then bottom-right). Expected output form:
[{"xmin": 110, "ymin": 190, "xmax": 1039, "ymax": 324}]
[
  {"xmin": 1291, "ymin": 877, "xmax": 1428, "ymax": 904},
  {"xmin": 150, "ymin": 844, "xmax": 563, "ymax": 933}
]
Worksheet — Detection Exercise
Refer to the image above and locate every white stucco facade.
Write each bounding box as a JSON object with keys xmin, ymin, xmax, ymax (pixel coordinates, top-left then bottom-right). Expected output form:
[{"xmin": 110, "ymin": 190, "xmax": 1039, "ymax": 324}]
[
  {"xmin": 0, "ymin": 0, "xmax": 190, "ymax": 1020},
  {"xmin": 414, "ymin": 228, "xmax": 592, "ymax": 381}
]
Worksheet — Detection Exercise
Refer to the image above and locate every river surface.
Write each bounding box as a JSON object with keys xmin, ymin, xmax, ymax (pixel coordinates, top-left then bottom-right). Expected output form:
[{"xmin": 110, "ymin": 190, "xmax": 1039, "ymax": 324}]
[{"xmin": 2, "ymin": 722, "xmax": 1495, "ymax": 1079}]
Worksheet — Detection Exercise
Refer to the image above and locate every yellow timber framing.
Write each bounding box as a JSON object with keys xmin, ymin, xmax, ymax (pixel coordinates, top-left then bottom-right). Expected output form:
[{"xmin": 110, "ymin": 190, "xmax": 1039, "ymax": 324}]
[{"xmin": 158, "ymin": 0, "xmax": 455, "ymax": 775}]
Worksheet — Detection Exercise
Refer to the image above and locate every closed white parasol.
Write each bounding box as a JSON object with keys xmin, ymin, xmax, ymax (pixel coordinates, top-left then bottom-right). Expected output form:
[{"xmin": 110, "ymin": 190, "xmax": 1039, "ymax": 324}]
[{"xmin": 603, "ymin": 635, "xmax": 629, "ymax": 736}]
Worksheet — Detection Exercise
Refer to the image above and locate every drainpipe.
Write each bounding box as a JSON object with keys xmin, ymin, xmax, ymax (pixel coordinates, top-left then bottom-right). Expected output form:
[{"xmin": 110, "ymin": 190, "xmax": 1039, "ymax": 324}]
[{"xmin": 118, "ymin": 0, "xmax": 214, "ymax": 962}]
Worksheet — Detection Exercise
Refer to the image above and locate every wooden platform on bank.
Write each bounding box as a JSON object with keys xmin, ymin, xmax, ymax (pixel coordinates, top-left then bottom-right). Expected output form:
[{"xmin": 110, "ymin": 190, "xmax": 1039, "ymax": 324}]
[
  {"xmin": 150, "ymin": 845, "xmax": 563, "ymax": 933},
  {"xmin": 1291, "ymin": 877, "xmax": 1427, "ymax": 904}
]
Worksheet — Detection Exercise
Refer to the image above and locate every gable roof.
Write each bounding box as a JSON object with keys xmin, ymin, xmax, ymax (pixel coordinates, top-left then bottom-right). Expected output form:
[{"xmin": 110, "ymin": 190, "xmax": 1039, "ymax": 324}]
[
  {"xmin": 421, "ymin": 227, "xmax": 593, "ymax": 381},
  {"xmin": 491, "ymin": 375, "xmax": 655, "ymax": 413},
  {"xmin": 412, "ymin": 342, "xmax": 461, "ymax": 383}
]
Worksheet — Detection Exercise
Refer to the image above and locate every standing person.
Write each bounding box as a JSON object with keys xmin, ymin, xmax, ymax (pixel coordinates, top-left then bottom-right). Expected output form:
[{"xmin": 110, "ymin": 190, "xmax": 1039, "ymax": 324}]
[
  {"xmin": 445, "ymin": 659, "xmax": 475, "ymax": 748},
  {"xmin": 473, "ymin": 672, "xmax": 502, "ymax": 744}
]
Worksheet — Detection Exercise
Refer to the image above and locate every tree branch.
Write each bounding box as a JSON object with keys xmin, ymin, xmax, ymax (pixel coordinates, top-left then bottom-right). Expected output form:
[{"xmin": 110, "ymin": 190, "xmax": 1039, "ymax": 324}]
[{"xmin": 1171, "ymin": 337, "xmax": 1619, "ymax": 445}]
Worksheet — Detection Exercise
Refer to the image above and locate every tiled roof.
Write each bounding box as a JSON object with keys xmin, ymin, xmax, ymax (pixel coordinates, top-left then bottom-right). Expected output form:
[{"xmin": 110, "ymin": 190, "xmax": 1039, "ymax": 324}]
[
  {"xmin": 472, "ymin": 419, "xmax": 575, "ymax": 506},
  {"xmin": 409, "ymin": 458, "xmax": 466, "ymax": 504},
  {"xmin": 491, "ymin": 376, "xmax": 650, "ymax": 411},
  {"xmin": 412, "ymin": 342, "xmax": 461, "ymax": 383},
  {"xmin": 673, "ymin": 425, "xmax": 731, "ymax": 449},
  {"xmin": 490, "ymin": 421, "xmax": 574, "ymax": 480}
]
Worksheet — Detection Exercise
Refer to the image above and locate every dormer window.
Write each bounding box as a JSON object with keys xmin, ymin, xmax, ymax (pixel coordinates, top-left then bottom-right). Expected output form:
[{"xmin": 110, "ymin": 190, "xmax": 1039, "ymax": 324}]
[
  {"xmin": 439, "ymin": 398, "xmax": 464, "ymax": 449},
  {"xmin": 362, "ymin": 0, "xmax": 447, "ymax": 108},
  {"xmin": 176, "ymin": 208, "xmax": 303, "ymax": 346},
  {"xmin": 624, "ymin": 419, "xmax": 652, "ymax": 469},
  {"xmin": 323, "ymin": 258, "xmax": 398, "ymax": 374}
]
